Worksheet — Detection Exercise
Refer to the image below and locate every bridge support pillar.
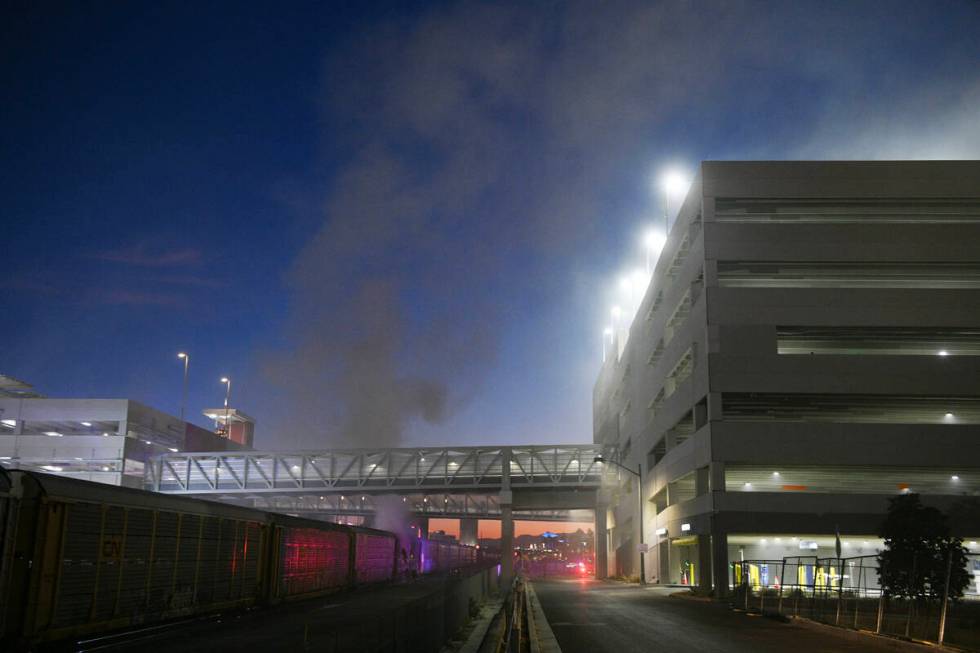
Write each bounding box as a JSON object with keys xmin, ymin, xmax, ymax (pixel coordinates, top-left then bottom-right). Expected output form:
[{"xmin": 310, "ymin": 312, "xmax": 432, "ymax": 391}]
[
  {"xmin": 500, "ymin": 495, "xmax": 514, "ymax": 585},
  {"xmin": 459, "ymin": 518, "xmax": 478, "ymax": 547},
  {"xmin": 411, "ymin": 517, "xmax": 429, "ymax": 539},
  {"xmin": 500, "ymin": 448, "xmax": 514, "ymax": 586},
  {"xmin": 595, "ymin": 491, "xmax": 609, "ymax": 579}
]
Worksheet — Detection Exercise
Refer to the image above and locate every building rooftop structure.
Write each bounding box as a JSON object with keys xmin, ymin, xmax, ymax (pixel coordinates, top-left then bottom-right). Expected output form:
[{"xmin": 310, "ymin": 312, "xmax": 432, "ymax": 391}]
[{"xmin": 0, "ymin": 380, "xmax": 253, "ymax": 488}]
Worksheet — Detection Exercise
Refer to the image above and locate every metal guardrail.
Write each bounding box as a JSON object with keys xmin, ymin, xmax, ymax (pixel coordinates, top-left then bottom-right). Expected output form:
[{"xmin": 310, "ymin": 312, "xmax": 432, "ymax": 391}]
[
  {"xmin": 145, "ymin": 445, "xmax": 611, "ymax": 495},
  {"xmin": 732, "ymin": 553, "xmax": 980, "ymax": 651}
]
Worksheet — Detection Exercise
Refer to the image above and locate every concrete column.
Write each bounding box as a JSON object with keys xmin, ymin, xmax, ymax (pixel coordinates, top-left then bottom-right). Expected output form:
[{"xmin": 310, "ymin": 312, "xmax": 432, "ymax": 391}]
[
  {"xmin": 500, "ymin": 448, "xmax": 514, "ymax": 585},
  {"xmin": 709, "ymin": 461, "xmax": 725, "ymax": 493},
  {"xmin": 595, "ymin": 491, "xmax": 609, "ymax": 579},
  {"xmin": 697, "ymin": 534, "xmax": 713, "ymax": 593},
  {"xmin": 459, "ymin": 518, "xmax": 478, "ymax": 547},
  {"xmin": 500, "ymin": 503, "xmax": 514, "ymax": 584},
  {"xmin": 711, "ymin": 529, "xmax": 729, "ymax": 598},
  {"xmin": 695, "ymin": 466, "xmax": 710, "ymax": 496},
  {"xmin": 411, "ymin": 517, "xmax": 429, "ymax": 539}
]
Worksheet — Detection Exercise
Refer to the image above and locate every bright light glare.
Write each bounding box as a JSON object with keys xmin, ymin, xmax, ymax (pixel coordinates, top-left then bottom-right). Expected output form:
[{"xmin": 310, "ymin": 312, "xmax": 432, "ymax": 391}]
[
  {"xmin": 178, "ymin": 352, "xmax": 187, "ymax": 359},
  {"xmin": 611, "ymin": 306, "xmax": 622, "ymax": 320},
  {"xmin": 220, "ymin": 377, "xmax": 229, "ymax": 383},
  {"xmin": 1, "ymin": 419, "xmax": 16, "ymax": 427},
  {"xmin": 662, "ymin": 171, "xmax": 689, "ymax": 195},
  {"xmin": 643, "ymin": 231, "xmax": 666, "ymax": 251},
  {"xmin": 619, "ymin": 276, "xmax": 632, "ymax": 291},
  {"xmin": 938, "ymin": 350, "xmax": 949, "ymax": 356},
  {"xmin": 603, "ymin": 327, "xmax": 613, "ymax": 337},
  {"xmin": 81, "ymin": 421, "xmax": 92, "ymax": 427},
  {"xmin": 42, "ymin": 465, "xmax": 63, "ymax": 472}
]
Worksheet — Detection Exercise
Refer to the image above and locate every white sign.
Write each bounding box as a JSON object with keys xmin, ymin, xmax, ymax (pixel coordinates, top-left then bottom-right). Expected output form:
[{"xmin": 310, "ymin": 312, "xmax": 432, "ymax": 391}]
[
  {"xmin": 799, "ymin": 540, "xmax": 818, "ymax": 551},
  {"xmin": 637, "ymin": 543, "xmax": 650, "ymax": 553}
]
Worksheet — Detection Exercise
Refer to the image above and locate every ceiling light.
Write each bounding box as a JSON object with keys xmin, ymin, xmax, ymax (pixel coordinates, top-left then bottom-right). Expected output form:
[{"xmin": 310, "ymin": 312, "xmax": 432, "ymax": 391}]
[
  {"xmin": 42, "ymin": 465, "xmax": 63, "ymax": 472},
  {"xmin": 938, "ymin": 350, "xmax": 949, "ymax": 356},
  {"xmin": 951, "ymin": 475, "xmax": 960, "ymax": 481},
  {"xmin": 44, "ymin": 431, "xmax": 62, "ymax": 437},
  {"xmin": 80, "ymin": 421, "xmax": 92, "ymax": 427}
]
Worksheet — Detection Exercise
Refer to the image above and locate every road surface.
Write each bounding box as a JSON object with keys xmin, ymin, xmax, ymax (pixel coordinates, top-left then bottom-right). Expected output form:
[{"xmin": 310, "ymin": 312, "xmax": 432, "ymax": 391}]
[{"xmin": 532, "ymin": 579, "xmax": 906, "ymax": 653}]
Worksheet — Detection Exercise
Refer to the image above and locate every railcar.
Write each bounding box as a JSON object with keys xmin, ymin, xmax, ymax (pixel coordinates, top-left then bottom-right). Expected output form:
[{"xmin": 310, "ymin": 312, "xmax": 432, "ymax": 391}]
[{"xmin": 0, "ymin": 469, "xmax": 482, "ymax": 649}]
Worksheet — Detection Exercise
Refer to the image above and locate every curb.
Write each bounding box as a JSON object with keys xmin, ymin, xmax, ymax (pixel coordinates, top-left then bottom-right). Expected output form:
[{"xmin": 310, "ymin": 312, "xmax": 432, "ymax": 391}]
[
  {"xmin": 525, "ymin": 580, "xmax": 562, "ymax": 653},
  {"xmin": 456, "ymin": 598, "xmax": 505, "ymax": 653}
]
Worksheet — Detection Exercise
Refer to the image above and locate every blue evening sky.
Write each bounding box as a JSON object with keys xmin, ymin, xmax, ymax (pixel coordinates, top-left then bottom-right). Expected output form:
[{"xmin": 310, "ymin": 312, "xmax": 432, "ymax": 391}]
[{"xmin": 2, "ymin": 1, "xmax": 979, "ymax": 449}]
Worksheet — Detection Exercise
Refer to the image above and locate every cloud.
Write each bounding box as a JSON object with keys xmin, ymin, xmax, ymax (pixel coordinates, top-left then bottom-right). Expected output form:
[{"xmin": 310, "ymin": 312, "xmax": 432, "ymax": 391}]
[
  {"xmin": 94, "ymin": 243, "xmax": 203, "ymax": 267},
  {"xmin": 88, "ymin": 289, "xmax": 188, "ymax": 308},
  {"xmin": 149, "ymin": 274, "xmax": 228, "ymax": 289}
]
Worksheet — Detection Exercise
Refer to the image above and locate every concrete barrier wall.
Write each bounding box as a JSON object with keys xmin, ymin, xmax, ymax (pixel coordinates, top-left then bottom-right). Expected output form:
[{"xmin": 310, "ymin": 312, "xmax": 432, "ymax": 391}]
[{"xmin": 308, "ymin": 566, "xmax": 500, "ymax": 653}]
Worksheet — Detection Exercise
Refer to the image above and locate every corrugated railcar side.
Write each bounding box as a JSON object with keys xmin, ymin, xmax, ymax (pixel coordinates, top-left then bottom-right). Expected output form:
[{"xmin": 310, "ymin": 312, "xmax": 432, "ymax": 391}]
[
  {"xmin": 353, "ymin": 530, "xmax": 398, "ymax": 584},
  {"xmin": 0, "ymin": 471, "xmax": 269, "ymax": 647},
  {"xmin": 271, "ymin": 523, "xmax": 352, "ymax": 601}
]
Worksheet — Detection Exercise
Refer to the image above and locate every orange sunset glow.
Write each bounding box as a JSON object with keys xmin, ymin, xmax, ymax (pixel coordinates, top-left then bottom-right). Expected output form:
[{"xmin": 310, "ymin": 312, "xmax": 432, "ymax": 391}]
[{"xmin": 426, "ymin": 519, "xmax": 594, "ymax": 539}]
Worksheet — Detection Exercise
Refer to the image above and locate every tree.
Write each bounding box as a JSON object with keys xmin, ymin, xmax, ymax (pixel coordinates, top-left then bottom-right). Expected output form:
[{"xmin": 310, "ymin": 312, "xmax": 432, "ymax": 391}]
[{"xmin": 877, "ymin": 493, "xmax": 970, "ymax": 601}]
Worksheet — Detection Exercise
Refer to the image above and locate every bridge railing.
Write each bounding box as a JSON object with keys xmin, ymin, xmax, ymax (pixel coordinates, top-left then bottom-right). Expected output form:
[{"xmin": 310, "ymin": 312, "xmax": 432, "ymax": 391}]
[{"xmin": 145, "ymin": 444, "xmax": 614, "ymax": 494}]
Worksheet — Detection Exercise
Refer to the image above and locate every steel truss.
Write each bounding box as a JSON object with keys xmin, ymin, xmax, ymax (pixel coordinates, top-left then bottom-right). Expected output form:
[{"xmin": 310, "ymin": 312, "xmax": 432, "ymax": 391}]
[{"xmin": 146, "ymin": 444, "xmax": 611, "ymax": 495}]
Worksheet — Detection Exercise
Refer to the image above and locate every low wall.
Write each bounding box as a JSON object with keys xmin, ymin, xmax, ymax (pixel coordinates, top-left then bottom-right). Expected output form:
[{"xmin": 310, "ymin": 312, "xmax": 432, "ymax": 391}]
[{"xmin": 309, "ymin": 566, "xmax": 501, "ymax": 653}]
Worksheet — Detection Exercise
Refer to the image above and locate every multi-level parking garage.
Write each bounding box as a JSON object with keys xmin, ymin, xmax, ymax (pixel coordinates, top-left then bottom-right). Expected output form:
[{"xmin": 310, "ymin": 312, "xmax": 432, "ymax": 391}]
[{"xmin": 593, "ymin": 161, "xmax": 980, "ymax": 594}]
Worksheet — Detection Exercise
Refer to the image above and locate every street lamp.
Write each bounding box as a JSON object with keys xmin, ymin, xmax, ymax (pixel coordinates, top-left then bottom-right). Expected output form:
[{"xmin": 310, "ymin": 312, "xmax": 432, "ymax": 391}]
[
  {"xmin": 643, "ymin": 230, "xmax": 666, "ymax": 275},
  {"xmin": 661, "ymin": 171, "xmax": 689, "ymax": 234},
  {"xmin": 219, "ymin": 377, "xmax": 231, "ymax": 437},
  {"xmin": 594, "ymin": 454, "xmax": 646, "ymax": 584},
  {"xmin": 177, "ymin": 352, "xmax": 189, "ymax": 421}
]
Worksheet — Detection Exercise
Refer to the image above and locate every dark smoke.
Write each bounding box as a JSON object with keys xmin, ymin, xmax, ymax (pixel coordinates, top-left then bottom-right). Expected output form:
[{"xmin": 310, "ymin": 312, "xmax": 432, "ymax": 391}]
[{"xmin": 262, "ymin": 1, "xmax": 980, "ymax": 449}]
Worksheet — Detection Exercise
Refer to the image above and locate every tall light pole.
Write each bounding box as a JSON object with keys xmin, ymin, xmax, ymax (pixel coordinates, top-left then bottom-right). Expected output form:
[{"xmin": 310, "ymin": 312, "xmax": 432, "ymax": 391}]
[
  {"xmin": 220, "ymin": 377, "xmax": 231, "ymax": 438},
  {"xmin": 594, "ymin": 455, "xmax": 646, "ymax": 584},
  {"xmin": 643, "ymin": 231, "xmax": 666, "ymax": 276},
  {"xmin": 661, "ymin": 171, "xmax": 689, "ymax": 235},
  {"xmin": 177, "ymin": 352, "xmax": 189, "ymax": 421}
]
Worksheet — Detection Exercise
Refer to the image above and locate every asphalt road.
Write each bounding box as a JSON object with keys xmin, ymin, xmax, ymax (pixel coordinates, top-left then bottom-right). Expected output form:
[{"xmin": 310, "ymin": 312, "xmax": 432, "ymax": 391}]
[{"xmin": 532, "ymin": 579, "xmax": 906, "ymax": 653}]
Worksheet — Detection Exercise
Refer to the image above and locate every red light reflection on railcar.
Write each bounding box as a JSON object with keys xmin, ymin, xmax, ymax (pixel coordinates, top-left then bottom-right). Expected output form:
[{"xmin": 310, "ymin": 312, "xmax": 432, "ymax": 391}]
[{"xmin": 281, "ymin": 527, "xmax": 350, "ymax": 594}]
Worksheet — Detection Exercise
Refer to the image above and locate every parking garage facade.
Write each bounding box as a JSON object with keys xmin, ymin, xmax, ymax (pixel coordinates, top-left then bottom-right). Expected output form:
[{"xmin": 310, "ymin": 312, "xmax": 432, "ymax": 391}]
[{"xmin": 592, "ymin": 161, "xmax": 980, "ymax": 594}]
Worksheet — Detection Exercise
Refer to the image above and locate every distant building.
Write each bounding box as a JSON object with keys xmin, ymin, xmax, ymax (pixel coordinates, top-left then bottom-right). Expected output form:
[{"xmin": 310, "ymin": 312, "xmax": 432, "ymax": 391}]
[
  {"xmin": 202, "ymin": 407, "xmax": 255, "ymax": 447},
  {"xmin": 593, "ymin": 161, "xmax": 980, "ymax": 594},
  {"xmin": 0, "ymin": 376, "xmax": 251, "ymax": 488}
]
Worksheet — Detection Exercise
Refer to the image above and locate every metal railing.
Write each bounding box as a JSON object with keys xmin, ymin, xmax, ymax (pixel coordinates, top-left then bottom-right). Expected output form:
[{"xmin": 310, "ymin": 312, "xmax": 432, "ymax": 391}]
[
  {"xmin": 732, "ymin": 553, "xmax": 980, "ymax": 651},
  {"xmin": 145, "ymin": 445, "xmax": 611, "ymax": 495},
  {"xmin": 228, "ymin": 493, "xmax": 585, "ymax": 521}
]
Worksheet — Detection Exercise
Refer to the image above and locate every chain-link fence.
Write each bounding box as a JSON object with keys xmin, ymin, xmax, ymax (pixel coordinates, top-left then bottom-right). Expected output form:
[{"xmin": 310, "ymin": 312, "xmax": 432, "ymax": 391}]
[{"xmin": 732, "ymin": 553, "xmax": 980, "ymax": 651}]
